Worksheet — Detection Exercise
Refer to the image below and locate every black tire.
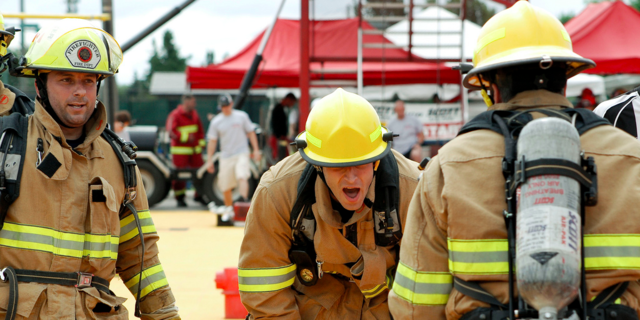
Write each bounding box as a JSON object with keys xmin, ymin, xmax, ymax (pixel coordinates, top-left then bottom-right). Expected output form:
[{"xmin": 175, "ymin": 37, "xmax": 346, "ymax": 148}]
[{"xmin": 137, "ymin": 160, "xmax": 170, "ymax": 207}]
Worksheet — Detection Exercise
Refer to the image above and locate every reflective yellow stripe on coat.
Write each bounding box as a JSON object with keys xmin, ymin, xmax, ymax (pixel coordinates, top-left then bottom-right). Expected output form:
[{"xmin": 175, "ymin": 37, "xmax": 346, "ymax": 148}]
[
  {"xmin": 119, "ymin": 210, "xmax": 157, "ymax": 243},
  {"xmin": 585, "ymin": 234, "xmax": 640, "ymax": 270},
  {"xmin": 238, "ymin": 264, "xmax": 296, "ymax": 293},
  {"xmin": 0, "ymin": 222, "xmax": 119, "ymax": 260},
  {"xmin": 170, "ymin": 146, "xmax": 195, "ymax": 155},
  {"xmin": 393, "ymin": 262, "xmax": 452, "ymax": 305},
  {"xmin": 125, "ymin": 263, "xmax": 170, "ymax": 299},
  {"xmin": 447, "ymin": 238, "xmax": 509, "ymax": 275},
  {"xmin": 177, "ymin": 124, "xmax": 199, "ymax": 143}
]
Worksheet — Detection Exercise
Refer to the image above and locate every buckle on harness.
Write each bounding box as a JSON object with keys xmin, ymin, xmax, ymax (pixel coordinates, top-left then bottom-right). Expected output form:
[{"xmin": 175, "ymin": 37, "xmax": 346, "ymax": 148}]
[
  {"xmin": 76, "ymin": 272, "xmax": 94, "ymax": 289},
  {"xmin": 0, "ymin": 267, "xmax": 8, "ymax": 282}
]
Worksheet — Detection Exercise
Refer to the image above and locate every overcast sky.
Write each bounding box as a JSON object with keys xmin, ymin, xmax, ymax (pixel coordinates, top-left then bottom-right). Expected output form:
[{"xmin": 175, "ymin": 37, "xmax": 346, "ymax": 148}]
[{"xmin": 2, "ymin": 0, "xmax": 628, "ymax": 85}]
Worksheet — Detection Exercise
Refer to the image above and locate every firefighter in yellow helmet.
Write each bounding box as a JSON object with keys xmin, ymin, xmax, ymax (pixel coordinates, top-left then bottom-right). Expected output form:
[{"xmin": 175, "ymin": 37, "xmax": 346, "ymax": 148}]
[
  {"xmin": 0, "ymin": 12, "xmax": 33, "ymax": 115},
  {"xmin": 239, "ymin": 88, "xmax": 421, "ymax": 319},
  {"xmin": 0, "ymin": 19, "xmax": 180, "ymax": 319},
  {"xmin": 389, "ymin": 1, "xmax": 640, "ymax": 319}
]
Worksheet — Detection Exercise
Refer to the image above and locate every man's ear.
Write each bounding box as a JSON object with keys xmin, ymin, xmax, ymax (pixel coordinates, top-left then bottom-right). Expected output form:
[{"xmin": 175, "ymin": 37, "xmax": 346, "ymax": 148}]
[{"xmin": 34, "ymin": 80, "xmax": 40, "ymax": 98}]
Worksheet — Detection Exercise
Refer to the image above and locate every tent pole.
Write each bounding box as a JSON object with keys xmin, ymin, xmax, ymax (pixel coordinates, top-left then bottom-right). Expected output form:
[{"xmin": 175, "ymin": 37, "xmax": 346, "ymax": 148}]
[
  {"xmin": 299, "ymin": 0, "xmax": 311, "ymax": 133},
  {"xmin": 357, "ymin": 0, "xmax": 363, "ymax": 96},
  {"xmin": 235, "ymin": 0, "xmax": 286, "ymax": 110},
  {"xmin": 461, "ymin": 0, "xmax": 468, "ymax": 124}
]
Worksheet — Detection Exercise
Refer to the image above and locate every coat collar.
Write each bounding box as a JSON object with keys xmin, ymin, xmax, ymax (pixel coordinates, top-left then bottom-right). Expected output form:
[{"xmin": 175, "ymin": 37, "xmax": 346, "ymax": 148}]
[
  {"xmin": 34, "ymin": 99, "xmax": 108, "ymax": 153},
  {"xmin": 489, "ymin": 89, "xmax": 574, "ymax": 111}
]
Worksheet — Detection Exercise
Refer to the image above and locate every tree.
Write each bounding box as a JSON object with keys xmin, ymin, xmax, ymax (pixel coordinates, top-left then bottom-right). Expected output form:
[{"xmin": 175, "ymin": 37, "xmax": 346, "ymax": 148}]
[
  {"xmin": 145, "ymin": 30, "xmax": 189, "ymax": 82},
  {"xmin": 559, "ymin": 12, "xmax": 575, "ymax": 24}
]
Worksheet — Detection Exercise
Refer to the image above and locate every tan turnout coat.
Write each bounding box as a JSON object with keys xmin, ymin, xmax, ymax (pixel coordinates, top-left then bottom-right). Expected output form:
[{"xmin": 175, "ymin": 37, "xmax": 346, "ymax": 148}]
[
  {"xmin": 239, "ymin": 150, "xmax": 420, "ymax": 319},
  {"xmin": 0, "ymin": 101, "xmax": 178, "ymax": 319},
  {"xmin": 389, "ymin": 90, "xmax": 640, "ymax": 319}
]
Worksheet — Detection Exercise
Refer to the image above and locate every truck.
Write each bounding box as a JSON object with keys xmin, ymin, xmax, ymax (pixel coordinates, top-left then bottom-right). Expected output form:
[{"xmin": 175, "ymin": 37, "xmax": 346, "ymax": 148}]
[{"xmin": 127, "ymin": 125, "xmax": 262, "ymax": 221}]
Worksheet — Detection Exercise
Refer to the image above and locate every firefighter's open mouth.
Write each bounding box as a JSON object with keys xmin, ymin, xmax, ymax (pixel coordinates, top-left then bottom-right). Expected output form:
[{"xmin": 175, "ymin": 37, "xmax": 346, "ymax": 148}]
[{"xmin": 343, "ymin": 188, "xmax": 360, "ymax": 200}]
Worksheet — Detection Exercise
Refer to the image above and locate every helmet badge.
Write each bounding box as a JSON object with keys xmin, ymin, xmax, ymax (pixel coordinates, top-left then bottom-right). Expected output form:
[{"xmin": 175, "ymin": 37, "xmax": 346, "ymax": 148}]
[{"xmin": 65, "ymin": 39, "xmax": 101, "ymax": 69}]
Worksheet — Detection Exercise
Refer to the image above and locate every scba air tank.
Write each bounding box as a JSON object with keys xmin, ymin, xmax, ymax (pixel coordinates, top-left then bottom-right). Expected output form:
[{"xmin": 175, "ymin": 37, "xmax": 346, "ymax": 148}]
[{"xmin": 516, "ymin": 117, "xmax": 582, "ymax": 320}]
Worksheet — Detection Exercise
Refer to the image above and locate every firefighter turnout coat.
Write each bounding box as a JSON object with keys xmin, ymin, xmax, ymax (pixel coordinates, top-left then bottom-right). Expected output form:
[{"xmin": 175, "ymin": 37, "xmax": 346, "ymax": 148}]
[
  {"xmin": 388, "ymin": 90, "xmax": 640, "ymax": 319},
  {"xmin": 166, "ymin": 104, "xmax": 205, "ymax": 157},
  {"xmin": 0, "ymin": 101, "xmax": 178, "ymax": 319},
  {"xmin": 239, "ymin": 150, "xmax": 420, "ymax": 319}
]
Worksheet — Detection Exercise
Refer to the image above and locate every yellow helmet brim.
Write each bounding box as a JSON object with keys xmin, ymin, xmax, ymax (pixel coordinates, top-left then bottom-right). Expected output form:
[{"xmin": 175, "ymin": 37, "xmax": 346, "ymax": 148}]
[{"xmin": 298, "ymin": 128, "xmax": 391, "ymax": 168}]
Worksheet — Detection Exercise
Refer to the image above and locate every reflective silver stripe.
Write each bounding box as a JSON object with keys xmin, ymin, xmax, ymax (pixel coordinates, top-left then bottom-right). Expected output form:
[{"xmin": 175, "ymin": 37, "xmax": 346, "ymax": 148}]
[
  {"xmin": 125, "ymin": 264, "xmax": 169, "ymax": 299},
  {"xmin": 238, "ymin": 269, "xmax": 296, "ymax": 286},
  {"xmin": 120, "ymin": 215, "xmax": 155, "ymax": 237},
  {"xmin": 586, "ymin": 246, "xmax": 640, "ymax": 258},
  {"xmin": 394, "ymin": 271, "xmax": 452, "ymax": 295}
]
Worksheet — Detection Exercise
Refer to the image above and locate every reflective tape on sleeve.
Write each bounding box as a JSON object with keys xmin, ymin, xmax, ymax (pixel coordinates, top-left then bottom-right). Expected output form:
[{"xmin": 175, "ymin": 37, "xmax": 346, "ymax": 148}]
[
  {"xmin": 584, "ymin": 234, "xmax": 640, "ymax": 270},
  {"xmin": 238, "ymin": 264, "xmax": 296, "ymax": 293},
  {"xmin": 119, "ymin": 210, "xmax": 157, "ymax": 243},
  {"xmin": 447, "ymin": 238, "xmax": 509, "ymax": 275},
  {"xmin": 125, "ymin": 263, "xmax": 169, "ymax": 299},
  {"xmin": 0, "ymin": 222, "xmax": 118, "ymax": 260},
  {"xmin": 392, "ymin": 261, "xmax": 452, "ymax": 306}
]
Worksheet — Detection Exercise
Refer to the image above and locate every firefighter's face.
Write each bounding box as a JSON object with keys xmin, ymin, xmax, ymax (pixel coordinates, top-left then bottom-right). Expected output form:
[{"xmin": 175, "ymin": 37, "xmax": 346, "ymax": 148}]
[
  {"xmin": 44, "ymin": 71, "xmax": 98, "ymax": 128},
  {"xmin": 323, "ymin": 163, "xmax": 374, "ymax": 211}
]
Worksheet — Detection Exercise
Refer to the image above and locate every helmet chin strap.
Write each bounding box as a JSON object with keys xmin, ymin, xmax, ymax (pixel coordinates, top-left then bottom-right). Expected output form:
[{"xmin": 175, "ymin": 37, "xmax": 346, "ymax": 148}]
[{"xmin": 35, "ymin": 73, "xmax": 103, "ymax": 129}]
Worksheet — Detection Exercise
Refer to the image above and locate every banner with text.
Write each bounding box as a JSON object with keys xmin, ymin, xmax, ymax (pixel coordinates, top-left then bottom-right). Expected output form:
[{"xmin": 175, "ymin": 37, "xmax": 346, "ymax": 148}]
[{"xmin": 373, "ymin": 102, "xmax": 463, "ymax": 142}]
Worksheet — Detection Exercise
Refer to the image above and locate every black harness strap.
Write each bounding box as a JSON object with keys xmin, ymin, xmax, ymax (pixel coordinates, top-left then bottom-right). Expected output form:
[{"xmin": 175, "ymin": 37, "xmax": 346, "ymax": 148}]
[{"xmin": 453, "ymin": 277, "xmax": 507, "ymax": 310}]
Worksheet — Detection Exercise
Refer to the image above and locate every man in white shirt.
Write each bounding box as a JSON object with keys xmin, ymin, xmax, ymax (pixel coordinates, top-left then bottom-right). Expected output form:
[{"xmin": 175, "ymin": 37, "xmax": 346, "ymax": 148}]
[
  {"xmin": 206, "ymin": 94, "xmax": 261, "ymax": 224},
  {"xmin": 385, "ymin": 100, "xmax": 424, "ymax": 161}
]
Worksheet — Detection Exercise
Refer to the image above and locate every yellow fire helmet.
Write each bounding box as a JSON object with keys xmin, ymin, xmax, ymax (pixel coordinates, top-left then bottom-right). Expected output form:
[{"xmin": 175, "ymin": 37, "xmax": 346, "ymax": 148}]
[
  {"xmin": 15, "ymin": 19, "xmax": 122, "ymax": 78},
  {"xmin": 295, "ymin": 88, "xmax": 392, "ymax": 167},
  {"xmin": 0, "ymin": 12, "xmax": 16, "ymax": 57},
  {"xmin": 463, "ymin": 0, "xmax": 595, "ymax": 90}
]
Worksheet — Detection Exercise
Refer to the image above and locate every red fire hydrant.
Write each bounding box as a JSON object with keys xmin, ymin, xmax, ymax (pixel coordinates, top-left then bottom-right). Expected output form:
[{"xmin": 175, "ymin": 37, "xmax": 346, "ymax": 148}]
[{"xmin": 215, "ymin": 267, "xmax": 248, "ymax": 319}]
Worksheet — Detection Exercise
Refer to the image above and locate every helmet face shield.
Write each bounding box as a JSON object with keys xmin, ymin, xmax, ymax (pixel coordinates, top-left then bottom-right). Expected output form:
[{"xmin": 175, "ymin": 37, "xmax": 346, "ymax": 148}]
[{"xmin": 18, "ymin": 19, "xmax": 122, "ymax": 77}]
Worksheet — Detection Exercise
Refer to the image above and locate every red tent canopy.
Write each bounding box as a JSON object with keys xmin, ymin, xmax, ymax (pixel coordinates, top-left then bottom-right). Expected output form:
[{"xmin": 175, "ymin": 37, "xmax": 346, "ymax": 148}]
[
  {"xmin": 186, "ymin": 18, "xmax": 459, "ymax": 89},
  {"xmin": 565, "ymin": 1, "xmax": 640, "ymax": 74}
]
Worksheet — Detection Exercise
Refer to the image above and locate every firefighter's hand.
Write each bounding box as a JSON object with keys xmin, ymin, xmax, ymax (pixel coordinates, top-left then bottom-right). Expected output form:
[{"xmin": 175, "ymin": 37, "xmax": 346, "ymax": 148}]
[
  {"xmin": 206, "ymin": 160, "xmax": 215, "ymax": 174},
  {"xmin": 252, "ymin": 150, "xmax": 262, "ymax": 163}
]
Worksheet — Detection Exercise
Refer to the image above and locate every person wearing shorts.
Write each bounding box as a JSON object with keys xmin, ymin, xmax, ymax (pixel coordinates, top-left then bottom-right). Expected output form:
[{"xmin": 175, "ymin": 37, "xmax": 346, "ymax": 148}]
[{"xmin": 206, "ymin": 94, "xmax": 261, "ymax": 224}]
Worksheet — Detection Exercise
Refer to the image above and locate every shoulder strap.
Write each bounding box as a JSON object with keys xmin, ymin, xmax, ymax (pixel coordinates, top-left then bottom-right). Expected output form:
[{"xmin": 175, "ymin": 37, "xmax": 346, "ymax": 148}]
[
  {"xmin": 5, "ymin": 84, "xmax": 34, "ymax": 116},
  {"xmin": 290, "ymin": 163, "xmax": 318, "ymax": 231},
  {"xmin": 101, "ymin": 127, "xmax": 138, "ymax": 193},
  {"xmin": 372, "ymin": 151, "xmax": 402, "ymax": 247},
  {"xmin": 0, "ymin": 113, "xmax": 29, "ymax": 230}
]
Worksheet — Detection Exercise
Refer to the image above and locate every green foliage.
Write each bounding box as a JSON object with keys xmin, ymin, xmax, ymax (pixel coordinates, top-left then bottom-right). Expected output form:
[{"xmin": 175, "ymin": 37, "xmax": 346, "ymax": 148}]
[
  {"xmin": 145, "ymin": 30, "xmax": 189, "ymax": 82},
  {"xmin": 559, "ymin": 12, "xmax": 575, "ymax": 24},
  {"xmin": 632, "ymin": 0, "xmax": 640, "ymax": 12}
]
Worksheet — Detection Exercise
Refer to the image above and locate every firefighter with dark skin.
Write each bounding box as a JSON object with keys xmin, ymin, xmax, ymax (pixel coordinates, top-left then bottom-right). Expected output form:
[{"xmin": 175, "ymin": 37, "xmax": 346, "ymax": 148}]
[
  {"xmin": 2, "ymin": 19, "xmax": 180, "ymax": 319},
  {"xmin": 0, "ymin": 12, "xmax": 33, "ymax": 115},
  {"xmin": 389, "ymin": 1, "xmax": 640, "ymax": 319},
  {"xmin": 238, "ymin": 88, "xmax": 421, "ymax": 319}
]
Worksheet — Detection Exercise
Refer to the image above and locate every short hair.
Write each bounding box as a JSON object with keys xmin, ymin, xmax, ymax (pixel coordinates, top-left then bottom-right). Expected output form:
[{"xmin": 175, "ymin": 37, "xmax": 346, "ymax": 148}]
[
  {"xmin": 182, "ymin": 94, "xmax": 195, "ymax": 102},
  {"xmin": 487, "ymin": 63, "xmax": 567, "ymax": 103},
  {"xmin": 284, "ymin": 93, "xmax": 297, "ymax": 101},
  {"xmin": 115, "ymin": 110, "xmax": 131, "ymax": 123}
]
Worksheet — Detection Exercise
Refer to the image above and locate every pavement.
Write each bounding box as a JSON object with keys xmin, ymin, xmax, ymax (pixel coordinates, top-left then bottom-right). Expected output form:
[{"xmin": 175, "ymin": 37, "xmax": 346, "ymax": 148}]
[{"xmin": 110, "ymin": 191, "xmax": 247, "ymax": 319}]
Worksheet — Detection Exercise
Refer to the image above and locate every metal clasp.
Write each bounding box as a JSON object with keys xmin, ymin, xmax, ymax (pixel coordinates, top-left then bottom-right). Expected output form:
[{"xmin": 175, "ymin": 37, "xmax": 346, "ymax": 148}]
[
  {"xmin": 76, "ymin": 272, "xmax": 94, "ymax": 288},
  {"xmin": 0, "ymin": 267, "xmax": 7, "ymax": 282},
  {"xmin": 316, "ymin": 260, "xmax": 324, "ymax": 280}
]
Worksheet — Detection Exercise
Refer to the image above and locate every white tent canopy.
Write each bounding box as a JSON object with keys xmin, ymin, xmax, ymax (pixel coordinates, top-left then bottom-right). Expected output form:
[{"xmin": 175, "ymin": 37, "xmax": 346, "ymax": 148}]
[{"xmin": 384, "ymin": 6, "xmax": 482, "ymax": 61}]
